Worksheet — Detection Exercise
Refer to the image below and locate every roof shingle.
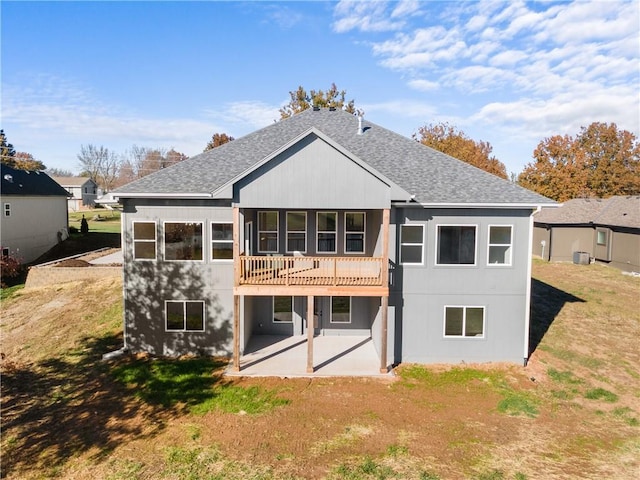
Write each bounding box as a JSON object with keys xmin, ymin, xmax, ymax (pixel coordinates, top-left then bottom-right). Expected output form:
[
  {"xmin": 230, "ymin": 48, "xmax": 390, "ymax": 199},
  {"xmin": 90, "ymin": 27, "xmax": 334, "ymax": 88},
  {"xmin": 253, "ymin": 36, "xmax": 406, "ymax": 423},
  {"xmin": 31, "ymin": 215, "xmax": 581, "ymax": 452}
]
[{"xmin": 114, "ymin": 108, "xmax": 555, "ymax": 206}]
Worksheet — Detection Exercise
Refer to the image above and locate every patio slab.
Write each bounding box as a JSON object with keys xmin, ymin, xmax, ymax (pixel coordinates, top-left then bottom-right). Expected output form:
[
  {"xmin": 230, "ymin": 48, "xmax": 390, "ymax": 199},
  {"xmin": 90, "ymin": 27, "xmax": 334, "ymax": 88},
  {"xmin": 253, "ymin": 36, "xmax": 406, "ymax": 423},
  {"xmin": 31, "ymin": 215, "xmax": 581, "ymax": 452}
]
[{"xmin": 226, "ymin": 335, "xmax": 393, "ymax": 378}]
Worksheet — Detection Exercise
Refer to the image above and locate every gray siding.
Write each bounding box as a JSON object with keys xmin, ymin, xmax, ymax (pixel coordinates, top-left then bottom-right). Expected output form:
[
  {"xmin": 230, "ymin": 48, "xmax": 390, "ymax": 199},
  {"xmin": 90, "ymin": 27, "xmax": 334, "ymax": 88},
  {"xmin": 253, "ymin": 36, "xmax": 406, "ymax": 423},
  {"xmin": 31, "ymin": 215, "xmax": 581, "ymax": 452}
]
[
  {"xmin": 391, "ymin": 207, "xmax": 533, "ymax": 364},
  {"xmin": 235, "ymin": 135, "xmax": 391, "ymax": 209},
  {"xmin": 122, "ymin": 200, "xmax": 234, "ymax": 356},
  {"xmin": 608, "ymin": 230, "xmax": 640, "ymax": 272}
]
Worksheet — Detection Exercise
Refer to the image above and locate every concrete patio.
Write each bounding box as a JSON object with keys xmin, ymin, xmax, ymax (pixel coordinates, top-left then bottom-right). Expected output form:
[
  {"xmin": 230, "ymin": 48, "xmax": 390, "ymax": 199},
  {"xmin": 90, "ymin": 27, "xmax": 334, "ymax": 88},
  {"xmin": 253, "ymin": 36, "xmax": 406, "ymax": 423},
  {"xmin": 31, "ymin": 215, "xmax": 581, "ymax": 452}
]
[{"xmin": 226, "ymin": 334, "xmax": 393, "ymax": 377}]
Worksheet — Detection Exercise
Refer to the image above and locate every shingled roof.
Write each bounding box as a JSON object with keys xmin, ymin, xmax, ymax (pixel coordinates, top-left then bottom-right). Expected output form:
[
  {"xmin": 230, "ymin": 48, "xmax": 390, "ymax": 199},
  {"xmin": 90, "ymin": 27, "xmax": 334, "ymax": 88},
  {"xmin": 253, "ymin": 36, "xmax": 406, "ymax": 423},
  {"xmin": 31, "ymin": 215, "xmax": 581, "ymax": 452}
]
[
  {"xmin": 1, "ymin": 164, "xmax": 70, "ymax": 197},
  {"xmin": 534, "ymin": 196, "xmax": 640, "ymax": 229},
  {"xmin": 114, "ymin": 108, "xmax": 554, "ymax": 206}
]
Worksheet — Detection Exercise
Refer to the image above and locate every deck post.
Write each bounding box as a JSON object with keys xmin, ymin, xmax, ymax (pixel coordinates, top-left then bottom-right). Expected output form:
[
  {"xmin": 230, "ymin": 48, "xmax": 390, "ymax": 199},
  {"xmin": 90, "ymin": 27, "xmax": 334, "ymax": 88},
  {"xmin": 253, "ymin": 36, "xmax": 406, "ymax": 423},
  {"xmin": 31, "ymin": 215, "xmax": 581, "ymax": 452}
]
[
  {"xmin": 233, "ymin": 294, "xmax": 241, "ymax": 372},
  {"xmin": 380, "ymin": 208, "xmax": 390, "ymax": 373},
  {"xmin": 307, "ymin": 295, "xmax": 314, "ymax": 373},
  {"xmin": 380, "ymin": 295, "xmax": 389, "ymax": 373},
  {"xmin": 233, "ymin": 206, "xmax": 240, "ymax": 286}
]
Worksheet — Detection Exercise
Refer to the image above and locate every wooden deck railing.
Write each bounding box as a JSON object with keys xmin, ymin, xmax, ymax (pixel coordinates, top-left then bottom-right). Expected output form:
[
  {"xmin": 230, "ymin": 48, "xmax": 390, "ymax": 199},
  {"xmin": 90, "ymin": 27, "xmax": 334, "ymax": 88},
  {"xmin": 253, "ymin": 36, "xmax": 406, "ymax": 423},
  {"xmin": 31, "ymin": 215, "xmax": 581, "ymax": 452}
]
[{"xmin": 238, "ymin": 255, "xmax": 385, "ymax": 287}]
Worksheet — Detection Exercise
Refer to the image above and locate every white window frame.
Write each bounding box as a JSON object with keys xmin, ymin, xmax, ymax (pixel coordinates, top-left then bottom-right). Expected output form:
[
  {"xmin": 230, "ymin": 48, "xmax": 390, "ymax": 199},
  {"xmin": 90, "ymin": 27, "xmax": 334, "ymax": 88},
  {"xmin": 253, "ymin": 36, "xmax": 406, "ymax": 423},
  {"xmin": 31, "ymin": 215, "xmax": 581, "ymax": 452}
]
[
  {"xmin": 443, "ymin": 306, "xmax": 485, "ymax": 338},
  {"xmin": 435, "ymin": 224, "xmax": 478, "ymax": 266},
  {"xmin": 400, "ymin": 224, "xmax": 425, "ymax": 265},
  {"xmin": 163, "ymin": 221, "xmax": 205, "ymax": 262},
  {"xmin": 596, "ymin": 229, "xmax": 607, "ymax": 246},
  {"xmin": 211, "ymin": 221, "xmax": 233, "ymax": 262},
  {"xmin": 487, "ymin": 225, "xmax": 513, "ymax": 266},
  {"xmin": 165, "ymin": 300, "xmax": 206, "ymax": 332},
  {"xmin": 330, "ymin": 296, "xmax": 352, "ymax": 324},
  {"xmin": 132, "ymin": 221, "xmax": 157, "ymax": 261},
  {"xmin": 344, "ymin": 212, "xmax": 366, "ymax": 254},
  {"xmin": 4, "ymin": 203, "xmax": 10, "ymax": 217},
  {"xmin": 286, "ymin": 211, "xmax": 307, "ymax": 254},
  {"xmin": 273, "ymin": 296, "xmax": 294, "ymax": 323},
  {"xmin": 258, "ymin": 211, "xmax": 279, "ymax": 253},
  {"xmin": 316, "ymin": 211, "xmax": 337, "ymax": 254}
]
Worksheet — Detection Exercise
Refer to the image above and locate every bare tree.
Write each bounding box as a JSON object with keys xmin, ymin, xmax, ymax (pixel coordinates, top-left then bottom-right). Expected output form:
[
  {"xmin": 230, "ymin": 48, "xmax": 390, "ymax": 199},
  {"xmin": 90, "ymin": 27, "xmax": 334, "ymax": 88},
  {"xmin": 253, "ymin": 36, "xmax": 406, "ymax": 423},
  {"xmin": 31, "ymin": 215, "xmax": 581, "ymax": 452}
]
[{"xmin": 77, "ymin": 144, "xmax": 119, "ymax": 192}]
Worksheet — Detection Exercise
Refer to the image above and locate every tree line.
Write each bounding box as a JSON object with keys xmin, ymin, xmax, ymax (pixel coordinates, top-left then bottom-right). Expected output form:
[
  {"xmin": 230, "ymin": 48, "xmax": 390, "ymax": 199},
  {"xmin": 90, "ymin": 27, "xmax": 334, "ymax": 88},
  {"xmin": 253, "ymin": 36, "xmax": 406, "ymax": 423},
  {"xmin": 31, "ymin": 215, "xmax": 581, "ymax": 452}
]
[{"xmin": 2, "ymin": 84, "xmax": 638, "ymax": 201}]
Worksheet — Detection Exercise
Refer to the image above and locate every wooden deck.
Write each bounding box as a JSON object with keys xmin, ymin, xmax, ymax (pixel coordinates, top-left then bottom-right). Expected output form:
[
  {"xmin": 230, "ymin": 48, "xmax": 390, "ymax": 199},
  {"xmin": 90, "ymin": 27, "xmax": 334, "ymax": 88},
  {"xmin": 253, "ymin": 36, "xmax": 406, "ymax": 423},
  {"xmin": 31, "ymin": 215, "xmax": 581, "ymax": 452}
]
[{"xmin": 238, "ymin": 255, "xmax": 385, "ymax": 287}]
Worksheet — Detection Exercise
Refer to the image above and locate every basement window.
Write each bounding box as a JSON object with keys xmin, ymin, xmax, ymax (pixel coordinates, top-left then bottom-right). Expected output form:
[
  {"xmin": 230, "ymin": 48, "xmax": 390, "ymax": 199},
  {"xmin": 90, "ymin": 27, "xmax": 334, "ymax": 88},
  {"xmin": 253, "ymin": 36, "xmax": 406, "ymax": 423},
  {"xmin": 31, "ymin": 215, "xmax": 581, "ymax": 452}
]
[
  {"xmin": 444, "ymin": 306, "xmax": 485, "ymax": 338},
  {"xmin": 165, "ymin": 300, "xmax": 205, "ymax": 332},
  {"xmin": 331, "ymin": 296, "xmax": 351, "ymax": 324},
  {"xmin": 273, "ymin": 296, "xmax": 293, "ymax": 323}
]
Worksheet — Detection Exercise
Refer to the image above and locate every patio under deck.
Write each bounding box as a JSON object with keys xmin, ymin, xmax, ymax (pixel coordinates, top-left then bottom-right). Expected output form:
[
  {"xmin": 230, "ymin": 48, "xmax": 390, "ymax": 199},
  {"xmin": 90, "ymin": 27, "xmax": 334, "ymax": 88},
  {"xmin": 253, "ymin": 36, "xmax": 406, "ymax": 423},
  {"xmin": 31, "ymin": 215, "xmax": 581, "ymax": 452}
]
[{"xmin": 226, "ymin": 335, "xmax": 393, "ymax": 377}]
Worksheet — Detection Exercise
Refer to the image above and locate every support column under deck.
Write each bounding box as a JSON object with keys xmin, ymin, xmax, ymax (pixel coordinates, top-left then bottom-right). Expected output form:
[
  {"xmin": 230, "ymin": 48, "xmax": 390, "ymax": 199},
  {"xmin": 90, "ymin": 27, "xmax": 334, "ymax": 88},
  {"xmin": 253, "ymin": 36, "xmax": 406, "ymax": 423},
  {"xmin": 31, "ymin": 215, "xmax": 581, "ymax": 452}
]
[
  {"xmin": 307, "ymin": 295, "xmax": 314, "ymax": 373},
  {"xmin": 233, "ymin": 295, "xmax": 240, "ymax": 372}
]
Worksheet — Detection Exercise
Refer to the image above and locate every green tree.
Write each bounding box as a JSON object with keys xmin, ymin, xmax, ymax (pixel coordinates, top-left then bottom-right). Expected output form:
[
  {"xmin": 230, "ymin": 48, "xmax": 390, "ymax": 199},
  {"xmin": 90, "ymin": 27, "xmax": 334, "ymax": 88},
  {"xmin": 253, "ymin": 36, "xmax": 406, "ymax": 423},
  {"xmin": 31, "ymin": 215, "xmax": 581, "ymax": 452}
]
[
  {"xmin": 1, "ymin": 129, "xmax": 16, "ymax": 166},
  {"xmin": 279, "ymin": 83, "xmax": 357, "ymax": 119},
  {"xmin": 204, "ymin": 133, "xmax": 234, "ymax": 152},
  {"xmin": 518, "ymin": 122, "xmax": 640, "ymax": 201},
  {"xmin": 415, "ymin": 122, "xmax": 508, "ymax": 179}
]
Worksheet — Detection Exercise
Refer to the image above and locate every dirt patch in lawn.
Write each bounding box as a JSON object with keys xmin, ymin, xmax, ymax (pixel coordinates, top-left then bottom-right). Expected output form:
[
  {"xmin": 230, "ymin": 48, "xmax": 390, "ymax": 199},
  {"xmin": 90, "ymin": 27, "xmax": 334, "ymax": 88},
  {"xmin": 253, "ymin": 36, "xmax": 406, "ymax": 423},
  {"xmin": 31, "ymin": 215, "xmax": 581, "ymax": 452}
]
[{"xmin": 1, "ymin": 262, "xmax": 638, "ymax": 479}]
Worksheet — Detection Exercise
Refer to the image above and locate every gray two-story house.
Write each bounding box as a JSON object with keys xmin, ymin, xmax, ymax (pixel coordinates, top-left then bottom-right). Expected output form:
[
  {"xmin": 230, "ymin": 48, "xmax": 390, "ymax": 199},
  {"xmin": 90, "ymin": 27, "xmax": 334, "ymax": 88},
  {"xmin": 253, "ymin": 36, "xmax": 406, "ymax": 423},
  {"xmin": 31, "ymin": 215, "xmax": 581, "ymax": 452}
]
[{"xmin": 113, "ymin": 108, "xmax": 555, "ymax": 373}]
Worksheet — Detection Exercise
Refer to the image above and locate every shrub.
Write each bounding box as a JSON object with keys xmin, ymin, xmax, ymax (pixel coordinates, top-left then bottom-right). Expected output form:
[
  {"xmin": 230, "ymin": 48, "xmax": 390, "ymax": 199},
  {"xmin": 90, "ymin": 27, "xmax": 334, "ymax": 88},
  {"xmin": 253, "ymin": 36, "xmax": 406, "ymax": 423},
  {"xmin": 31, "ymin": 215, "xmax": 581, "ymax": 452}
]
[{"xmin": 1, "ymin": 254, "xmax": 25, "ymax": 288}]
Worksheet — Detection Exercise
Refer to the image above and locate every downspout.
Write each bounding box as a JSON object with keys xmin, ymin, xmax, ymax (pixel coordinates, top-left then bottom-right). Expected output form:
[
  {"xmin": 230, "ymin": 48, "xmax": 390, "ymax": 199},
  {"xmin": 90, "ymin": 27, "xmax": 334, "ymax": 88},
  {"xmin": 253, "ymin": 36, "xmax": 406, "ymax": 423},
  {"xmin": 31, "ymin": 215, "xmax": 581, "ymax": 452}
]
[{"xmin": 523, "ymin": 206, "xmax": 541, "ymax": 366}]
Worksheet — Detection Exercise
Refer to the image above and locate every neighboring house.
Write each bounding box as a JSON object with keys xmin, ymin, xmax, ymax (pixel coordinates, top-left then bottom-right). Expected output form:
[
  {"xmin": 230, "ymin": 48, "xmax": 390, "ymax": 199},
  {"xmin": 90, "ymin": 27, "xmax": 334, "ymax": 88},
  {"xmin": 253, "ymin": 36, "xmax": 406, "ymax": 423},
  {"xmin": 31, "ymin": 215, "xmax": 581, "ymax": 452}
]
[
  {"xmin": 533, "ymin": 196, "xmax": 640, "ymax": 273},
  {"xmin": 51, "ymin": 176, "xmax": 98, "ymax": 211},
  {"xmin": 113, "ymin": 108, "xmax": 556, "ymax": 372},
  {"xmin": 1, "ymin": 164, "xmax": 70, "ymax": 264}
]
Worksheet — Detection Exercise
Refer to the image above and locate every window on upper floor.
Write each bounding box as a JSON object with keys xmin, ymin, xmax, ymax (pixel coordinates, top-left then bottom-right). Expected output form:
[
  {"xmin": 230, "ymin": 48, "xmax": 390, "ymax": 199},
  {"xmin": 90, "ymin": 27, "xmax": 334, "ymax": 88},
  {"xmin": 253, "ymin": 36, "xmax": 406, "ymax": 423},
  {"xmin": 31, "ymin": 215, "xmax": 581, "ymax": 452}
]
[
  {"xmin": 132, "ymin": 221, "xmax": 157, "ymax": 260},
  {"xmin": 166, "ymin": 300, "xmax": 205, "ymax": 332},
  {"xmin": 211, "ymin": 222, "xmax": 233, "ymax": 260},
  {"xmin": 164, "ymin": 222, "xmax": 203, "ymax": 261},
  {"xmin": 487, "ymin": 225, "xmax": 513, "ymax": 266},
  {"xmin": 400, "ymin": 224, "xmax": 424, "ymax": 265},
  {"xmin": 4, "ymin": 203, "xmax": 11, "ymax": 217},
  {"xmin": 286, "ymin": 212, "xmax": 306, "ymax": 253},
  {"xmin": 331, "ymin": 296, "xmax": 351, "ymax": 323},
  {"xmin": 258, "ymin": 211, "xmax": 279, "ymax": 253},
  {"xmin": 444, "ymin": 306, "xmax": 485, "ymax": 338},
  {"xmin": 345, "ymin": 212, "xmax": 365, "ymax": 254},
  {"xmin": 317, "ymin": 212, "xmax": 337, "ymax": 254},
  {"xmin": 436, "ymin": 225, "xmax": 477, "ymax": 265},
  {"xmin": 273, "ymin": 296, "xmax": 293, "ymax": 323}
]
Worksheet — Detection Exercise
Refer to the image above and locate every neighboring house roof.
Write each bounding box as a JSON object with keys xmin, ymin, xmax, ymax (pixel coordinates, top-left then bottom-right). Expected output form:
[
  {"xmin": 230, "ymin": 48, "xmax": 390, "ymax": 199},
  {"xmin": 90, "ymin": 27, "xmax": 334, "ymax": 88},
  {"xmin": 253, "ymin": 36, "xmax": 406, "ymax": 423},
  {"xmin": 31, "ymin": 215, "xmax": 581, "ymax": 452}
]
[
  {"xmin": 1, "ymin": 164, "xmax": 70, "ymax": 197},
  {"xmin": 114, "ymin": 108, "xmax": 555, "ymax": 207},
  {"xmin": 534, "ymin": 196, "xmax": 640, "ymax": 229},
  {"xmin": 50, "ymin": 176, "xmax": 96, "ymax": 188}
]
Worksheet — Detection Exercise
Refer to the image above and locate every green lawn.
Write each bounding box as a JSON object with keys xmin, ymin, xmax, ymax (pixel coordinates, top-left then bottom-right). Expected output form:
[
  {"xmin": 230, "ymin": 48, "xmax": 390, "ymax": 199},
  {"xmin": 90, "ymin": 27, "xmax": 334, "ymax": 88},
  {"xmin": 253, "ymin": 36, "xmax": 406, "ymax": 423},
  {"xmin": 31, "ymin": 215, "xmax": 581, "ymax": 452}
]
[{"xmin": 68, "ymin": 209, "xmax": 121, "ymax": 234}]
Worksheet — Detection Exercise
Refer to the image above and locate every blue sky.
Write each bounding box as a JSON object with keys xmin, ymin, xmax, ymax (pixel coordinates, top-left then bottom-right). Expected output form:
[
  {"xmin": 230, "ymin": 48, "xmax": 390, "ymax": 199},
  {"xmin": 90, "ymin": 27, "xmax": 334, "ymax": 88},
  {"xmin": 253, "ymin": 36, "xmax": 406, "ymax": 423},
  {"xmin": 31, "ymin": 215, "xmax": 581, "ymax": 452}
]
[{"xmin": 2, "ymin": 0, "xmax": 638, "ymax": 176}]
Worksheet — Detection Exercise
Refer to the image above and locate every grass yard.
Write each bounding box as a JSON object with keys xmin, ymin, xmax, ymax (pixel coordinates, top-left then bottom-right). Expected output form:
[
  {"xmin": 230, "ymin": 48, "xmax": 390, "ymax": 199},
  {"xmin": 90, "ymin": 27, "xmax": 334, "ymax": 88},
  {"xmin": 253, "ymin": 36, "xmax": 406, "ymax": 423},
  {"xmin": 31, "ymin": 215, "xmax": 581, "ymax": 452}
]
[
  {"xmin": 68, "ymin": 208, "xmax": 121, "ymax": 234},
  {"xmin": 1, "ymin": 260, "xmax": 638, "ymax": 479}
]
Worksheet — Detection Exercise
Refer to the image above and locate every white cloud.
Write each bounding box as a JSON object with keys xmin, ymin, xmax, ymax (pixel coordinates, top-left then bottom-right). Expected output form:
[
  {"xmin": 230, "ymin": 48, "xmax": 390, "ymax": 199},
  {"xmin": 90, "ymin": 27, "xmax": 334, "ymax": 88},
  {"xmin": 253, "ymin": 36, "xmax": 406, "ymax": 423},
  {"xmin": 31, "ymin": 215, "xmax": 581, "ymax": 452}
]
[
  {"xmin": 332, "ymin": 0, "xmax": 639, "ymax": 173},
  {"xmin": 215, "ymin": 101, "xmax": 281, "ymax": 130},
  {"xmin": 391, "ymin": 0, "xmax": 421, "ymax": 19},
  {"xmin": 407, "ymin": 79, "xmax": 439, "ymax": 92},
  {"xmin": 332, "ymin": 1, "xmax": 405, "ymax": 33}
]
